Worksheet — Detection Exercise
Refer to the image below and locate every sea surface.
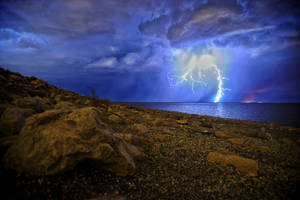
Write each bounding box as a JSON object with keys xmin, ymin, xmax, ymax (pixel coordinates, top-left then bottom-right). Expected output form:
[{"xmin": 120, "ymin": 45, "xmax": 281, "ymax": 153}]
[{"xmin": 122, "ymin": 102, "xmax": 300, "ymax": 127}]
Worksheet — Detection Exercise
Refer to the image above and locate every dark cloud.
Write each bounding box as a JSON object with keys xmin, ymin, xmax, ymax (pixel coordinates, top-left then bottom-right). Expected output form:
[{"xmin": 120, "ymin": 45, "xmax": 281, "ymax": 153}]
[
  {"xmin": 0, "ymin": 0, "xmax": 299, "ymax": 101},
  {"xmin": 16, "ymin": 37, "xmax": 44, "ymax": 49},
  {"xmin": 139, "ymin": 15, "xmax": 170, "ymax": 37},
  {"xmin": 0, "ymin": 28, "xmax": 19, "ymax": 40}
]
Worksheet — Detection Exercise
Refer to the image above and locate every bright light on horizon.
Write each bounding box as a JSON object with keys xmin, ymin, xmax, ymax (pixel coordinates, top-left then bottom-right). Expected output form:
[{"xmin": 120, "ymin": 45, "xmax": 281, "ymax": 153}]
[
  {"xmin": 213, "ymin": 66, "xmax": 223, "ymax": 102},
  {"xmin": 171, "ymin": 47, "xmax": 225, "ymax": 102}
]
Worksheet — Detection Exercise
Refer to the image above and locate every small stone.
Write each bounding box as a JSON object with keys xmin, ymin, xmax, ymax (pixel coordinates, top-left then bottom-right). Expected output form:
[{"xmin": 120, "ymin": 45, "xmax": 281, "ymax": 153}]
[
  {"xmin": 228, "ymin": 138, "xmax": 245, "ymax": 145},
  {"xmin": 131, "ymin": 123, "xmax": 148, "ymax": 134},
  {"xmin": 108, "ymin": 114, "xmax": 123, "ymax": 123},
  {"xmin": 176, "ymin": 119, "xmax": 188, "ymax": 125},
  {"xmin": 174, "ymin": 145, "xmax": 193, "ymax": 150},
  {"xmin": 214, "ymin": 130, "xmax": 235, "ymax": 139},
  {"xmin": 254, "ymin": 145, "xmax": 271, "ymax": 152}
]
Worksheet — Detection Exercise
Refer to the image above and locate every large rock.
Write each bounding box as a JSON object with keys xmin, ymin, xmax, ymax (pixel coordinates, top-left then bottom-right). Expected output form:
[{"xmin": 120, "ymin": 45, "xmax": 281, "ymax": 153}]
[
  {"xmin": 0, "ymin": 106, "xmax": 35, "ymax": 136},
  {"xmin": 207, "ymin": 151, "xmax": 258, "ymax": 176},
  {"xmin": 3, "ymin": 107, "xmax": 142, "ymax": 176},
  {"xmin": 213, "ymin": 124, "xmax": 270, "ymax": 140},
  {"xmin": 114, "ymin": 133, "xmax": 152, "ymax": 150}
]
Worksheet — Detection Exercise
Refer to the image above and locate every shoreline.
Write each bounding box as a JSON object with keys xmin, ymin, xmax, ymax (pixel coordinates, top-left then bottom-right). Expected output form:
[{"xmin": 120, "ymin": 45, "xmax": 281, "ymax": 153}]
[{"xmin": 121, "ymin": 102, "xmax": 300, "ymax": 128}]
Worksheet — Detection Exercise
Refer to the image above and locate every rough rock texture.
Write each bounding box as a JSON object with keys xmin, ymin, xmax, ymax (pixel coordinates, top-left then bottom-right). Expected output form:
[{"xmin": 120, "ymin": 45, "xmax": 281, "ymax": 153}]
[
  {"xmin": 254, "ymin": 145, "xmax": 271, "ymax": 152},
  {"xmin": 108, "ymin": 114, "xmax": 123, "ymax": 124},
  {"xmin": 3, "ymin": 107, "xmax": 142, "ymax": 176},
  {"xmin": 54, "ymin": 101, "xmax": 77, "ymax": 110},
  {"xmin": 228, "ymin": 138, "xmax": 245, "ymax": 145},
  {"xmin": 13, "ymin": 97, "xmax": 45, "ymax": 113},
  {"xmin": 0, "ymin": 106, "xmax": 35, "ymax": 136},
  {"xmin": 213, "ymin": 123, "xmax": 271, "ymax": 140},
  {"xmin": 0, "ymin": 135, "xmax": 17, "ymax": 157},
  {"xmin": 207, "ymin": 151, "xmax": 259, "ymax": 176},
  {"xmin": 130, "ymin": 123, "xmax": 148, "ymax": 134}
]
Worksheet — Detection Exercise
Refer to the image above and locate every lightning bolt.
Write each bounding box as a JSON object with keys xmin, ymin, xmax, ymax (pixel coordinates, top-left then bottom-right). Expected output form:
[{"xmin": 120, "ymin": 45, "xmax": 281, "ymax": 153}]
[
  {"xmin": 170, "ymin": 49, "xmax": 225, "ymax": 102},
  {"xmin": 213, "ymin": 65, "xmax": 223, "ymax": 103}
]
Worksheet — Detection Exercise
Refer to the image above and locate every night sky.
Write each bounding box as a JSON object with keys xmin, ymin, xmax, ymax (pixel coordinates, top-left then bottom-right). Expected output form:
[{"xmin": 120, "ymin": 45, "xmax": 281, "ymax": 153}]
[{"xmin": 1, "ymin": 0, "xmax": 300, "ymax": 102}]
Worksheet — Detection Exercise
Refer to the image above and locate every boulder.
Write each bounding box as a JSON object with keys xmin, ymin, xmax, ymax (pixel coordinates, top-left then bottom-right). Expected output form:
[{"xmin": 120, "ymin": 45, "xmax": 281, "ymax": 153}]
[
  {"xmin": 114, "ymin": 133, "xmax": 152, "ymax": 150},
  {"xmin": 0, "ymin": 106, "xmax": 35, "ymax": 136},
  {"xmin": 207, "ymin": 151, "xmax": 258, "ymax": 176},
  {"xmin": 3, "ymin": 107, "xmax": 142, "ymax": 176},
  {"xmin": 213, "ymin": 124, "xmax": 270, "ymax": 140}
]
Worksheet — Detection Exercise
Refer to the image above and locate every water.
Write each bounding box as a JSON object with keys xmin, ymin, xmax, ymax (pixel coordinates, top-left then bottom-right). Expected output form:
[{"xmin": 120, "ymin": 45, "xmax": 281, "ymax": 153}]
[{"xmin": 122, "ymin": 102, "xmax": 300, "ymax": 127}]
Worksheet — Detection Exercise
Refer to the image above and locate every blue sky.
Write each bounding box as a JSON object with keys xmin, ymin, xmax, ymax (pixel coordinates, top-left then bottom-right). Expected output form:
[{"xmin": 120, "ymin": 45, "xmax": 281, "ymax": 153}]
[{"xmin": 1, "ymin": 0, "xmax": 300, "ymax": 102}]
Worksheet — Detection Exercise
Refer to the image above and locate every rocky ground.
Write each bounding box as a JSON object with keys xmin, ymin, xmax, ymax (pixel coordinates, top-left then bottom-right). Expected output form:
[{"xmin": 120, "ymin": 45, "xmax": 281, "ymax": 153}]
[{"xmin": 0, "ymin": 67, "xmax": 299, "ymax": 200}]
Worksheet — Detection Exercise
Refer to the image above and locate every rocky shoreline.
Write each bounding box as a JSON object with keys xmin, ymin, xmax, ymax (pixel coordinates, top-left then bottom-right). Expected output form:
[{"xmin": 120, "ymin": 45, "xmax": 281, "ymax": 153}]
[{"xmin": 0, "ymin": 67, "xmax": 299, "ymax": 200}]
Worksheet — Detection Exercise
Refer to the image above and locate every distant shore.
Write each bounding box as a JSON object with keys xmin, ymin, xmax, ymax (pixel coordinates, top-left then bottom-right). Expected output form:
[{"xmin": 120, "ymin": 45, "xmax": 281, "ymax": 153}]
[{"xmin": 121, "ymin": 101, "xmax": 300, "ymax": 128}]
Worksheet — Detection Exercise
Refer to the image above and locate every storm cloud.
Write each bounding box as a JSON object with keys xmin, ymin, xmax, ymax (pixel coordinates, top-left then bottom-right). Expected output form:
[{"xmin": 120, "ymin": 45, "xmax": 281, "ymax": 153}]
[{"xmin": 0, "ymin": 0, "xmax": 299, "ymax": 102}]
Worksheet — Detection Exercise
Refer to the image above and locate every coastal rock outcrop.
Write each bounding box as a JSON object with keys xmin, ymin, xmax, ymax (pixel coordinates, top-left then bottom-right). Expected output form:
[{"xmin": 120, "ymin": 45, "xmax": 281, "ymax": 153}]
[{"xmin": 3, "ymin": 107, "xmax": 142, "ymax": 176}]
